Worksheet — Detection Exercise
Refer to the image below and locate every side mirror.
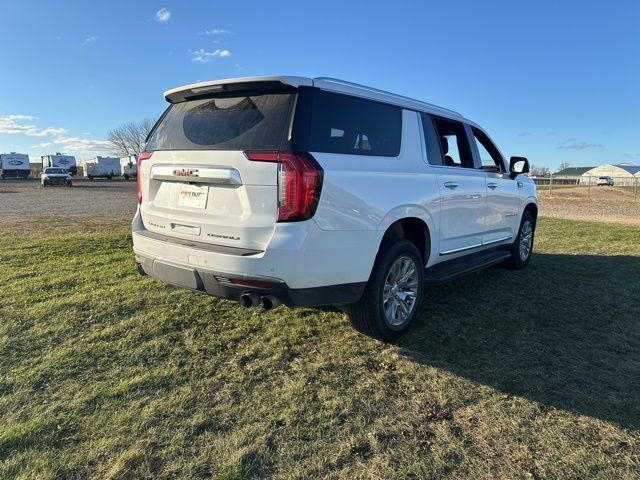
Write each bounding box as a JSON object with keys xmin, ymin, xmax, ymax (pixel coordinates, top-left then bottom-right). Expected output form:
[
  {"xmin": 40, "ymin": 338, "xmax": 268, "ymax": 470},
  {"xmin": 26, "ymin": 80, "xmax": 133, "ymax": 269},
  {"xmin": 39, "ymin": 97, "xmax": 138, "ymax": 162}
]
[{"xmin": 509, "ymin": 156, "xmax": 529, "ymax": 178}]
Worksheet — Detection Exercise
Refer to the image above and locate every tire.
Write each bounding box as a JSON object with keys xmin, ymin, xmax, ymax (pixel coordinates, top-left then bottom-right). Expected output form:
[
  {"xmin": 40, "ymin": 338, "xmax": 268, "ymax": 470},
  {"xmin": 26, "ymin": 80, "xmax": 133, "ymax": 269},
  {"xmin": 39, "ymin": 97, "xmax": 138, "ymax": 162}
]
[
  {"xmin": 345, "ymin": 239, "xmax": 424, "ymax": 342},
  {"xmin": 507, "ymin": 211, "xmax": 536, "ymax": 269}
]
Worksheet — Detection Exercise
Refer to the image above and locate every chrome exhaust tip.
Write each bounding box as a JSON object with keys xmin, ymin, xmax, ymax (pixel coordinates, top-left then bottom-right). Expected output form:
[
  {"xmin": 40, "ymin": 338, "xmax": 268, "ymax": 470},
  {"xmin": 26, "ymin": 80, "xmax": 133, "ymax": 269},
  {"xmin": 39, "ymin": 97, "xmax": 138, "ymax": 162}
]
[
  {"xmin": 260, "ymin": 295, "xmax": 281, "ymax": 310},
  {"xmin": 240, "ymin": 293, "xmax": 260, "ymax": 308}
]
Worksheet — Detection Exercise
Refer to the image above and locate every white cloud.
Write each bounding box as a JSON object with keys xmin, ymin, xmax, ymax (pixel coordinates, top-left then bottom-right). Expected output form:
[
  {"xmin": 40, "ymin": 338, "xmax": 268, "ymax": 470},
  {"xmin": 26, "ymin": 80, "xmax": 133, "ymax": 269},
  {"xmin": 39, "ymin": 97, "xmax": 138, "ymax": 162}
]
[
  {"xmin": 155, "ymin": 8, "xmax": 171, "ymax": 23},
  {"xmin": 0, "ymin": 115, "xmax": 68, "ymax": 137},
  {"xmin": 559, "ymin": 141, "xmax": 603, "ymax": 151},
  {"xmin": 33, "ymin": 136, "xmax": 113, "ymax": 154},
  {"xmin": 82, "ymin": 36, "xmax": 97, "ymax": 46},
  {"xmin": 191, "ymin": 48, "xmax": 232, "ymax": 62},
  {"xmin": 204, "ymin": 29, "xmax": 231, "ymax": 35}
]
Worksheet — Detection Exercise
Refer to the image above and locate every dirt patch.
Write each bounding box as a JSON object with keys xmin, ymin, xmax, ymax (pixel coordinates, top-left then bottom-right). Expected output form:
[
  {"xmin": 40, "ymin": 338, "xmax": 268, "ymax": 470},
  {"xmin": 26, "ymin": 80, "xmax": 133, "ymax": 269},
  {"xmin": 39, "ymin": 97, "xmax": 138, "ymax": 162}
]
[{"xmin": 538, "ymin": 186, "xmax": 640, "ymax": 226}]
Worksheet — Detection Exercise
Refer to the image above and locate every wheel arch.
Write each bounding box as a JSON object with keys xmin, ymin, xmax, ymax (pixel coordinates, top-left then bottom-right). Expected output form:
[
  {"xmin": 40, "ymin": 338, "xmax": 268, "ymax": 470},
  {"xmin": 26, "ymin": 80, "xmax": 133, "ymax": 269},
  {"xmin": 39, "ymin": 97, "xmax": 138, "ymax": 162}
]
[
  {"xmin": 524, "ymin": 202, "xmax": 538, "ymax": 223},
  {"xmin": 377, "ymin": 212, "xmax": 433, "ymax": 267}
]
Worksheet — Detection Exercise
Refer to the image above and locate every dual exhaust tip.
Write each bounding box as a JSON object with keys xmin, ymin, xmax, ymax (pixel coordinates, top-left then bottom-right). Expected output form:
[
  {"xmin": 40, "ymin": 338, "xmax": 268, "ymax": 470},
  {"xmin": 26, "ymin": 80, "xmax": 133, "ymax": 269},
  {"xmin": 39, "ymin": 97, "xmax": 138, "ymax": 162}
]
[{"xmin": 240, "ymin": 293, "xmax": 281, "ymax": 310}]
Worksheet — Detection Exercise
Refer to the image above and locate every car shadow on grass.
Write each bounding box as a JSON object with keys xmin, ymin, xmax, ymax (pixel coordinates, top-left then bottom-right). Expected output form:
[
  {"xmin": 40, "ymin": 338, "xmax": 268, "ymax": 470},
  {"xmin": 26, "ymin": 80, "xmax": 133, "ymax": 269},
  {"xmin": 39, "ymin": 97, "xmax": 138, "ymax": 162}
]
[{"xmin": 399, "ymin": 253, "xmax": 640, "ymax": 431}]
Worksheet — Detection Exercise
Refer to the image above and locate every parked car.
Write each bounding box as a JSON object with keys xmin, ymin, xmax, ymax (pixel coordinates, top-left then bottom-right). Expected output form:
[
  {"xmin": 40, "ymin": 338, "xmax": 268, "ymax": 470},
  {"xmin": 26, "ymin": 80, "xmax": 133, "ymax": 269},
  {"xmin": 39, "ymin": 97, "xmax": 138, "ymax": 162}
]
[
  {"xmin": 41, "ymin": 167, "xmax": 72, "ymax": 187},
  {"xmin": 42, "ymin": 153, "xmax": 77, "ymax": 176},
  {"xmin": 597, "ymin": 176, "xmax": 614, "ymax": 186},
  {"xmin": 132, "ymin": 76, "xmax": 538, "ymax": 341}
]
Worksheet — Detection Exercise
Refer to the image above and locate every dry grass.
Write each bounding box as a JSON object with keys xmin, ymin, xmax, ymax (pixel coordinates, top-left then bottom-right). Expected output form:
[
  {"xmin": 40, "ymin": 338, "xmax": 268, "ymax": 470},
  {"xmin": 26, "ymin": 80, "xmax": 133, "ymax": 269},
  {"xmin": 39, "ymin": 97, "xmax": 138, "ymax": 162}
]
[{"xmin": 1, "ymin": 217, "xmax": 639, "ymax": 479}]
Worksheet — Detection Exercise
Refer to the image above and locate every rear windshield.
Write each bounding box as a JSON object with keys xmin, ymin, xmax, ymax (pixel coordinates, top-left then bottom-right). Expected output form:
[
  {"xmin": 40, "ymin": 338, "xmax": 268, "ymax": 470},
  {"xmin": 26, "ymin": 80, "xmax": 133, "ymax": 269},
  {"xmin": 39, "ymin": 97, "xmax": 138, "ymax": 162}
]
[
  {"xmin": 146, "ymin": 93, "xmax": 295, "ymax": 151},
  {"xmin": 46, "ymin": 168, "xmax": 66, "ymax": 174}
]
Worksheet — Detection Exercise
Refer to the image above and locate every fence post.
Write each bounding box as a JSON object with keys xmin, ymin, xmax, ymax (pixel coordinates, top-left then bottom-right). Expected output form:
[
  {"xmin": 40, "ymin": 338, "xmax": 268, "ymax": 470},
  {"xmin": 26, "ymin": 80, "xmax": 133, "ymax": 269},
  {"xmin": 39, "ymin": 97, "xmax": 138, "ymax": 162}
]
[
  {"xmin": 635, "ymin": 177, "xmax": 638, "ymax": 202},
  {"xmin": 548, "ymin": 173, "xmax": 552, "ymax": 197},
  {"xmin": 588, "ymin": 175, "xmax": 591, "ymax": 198}
]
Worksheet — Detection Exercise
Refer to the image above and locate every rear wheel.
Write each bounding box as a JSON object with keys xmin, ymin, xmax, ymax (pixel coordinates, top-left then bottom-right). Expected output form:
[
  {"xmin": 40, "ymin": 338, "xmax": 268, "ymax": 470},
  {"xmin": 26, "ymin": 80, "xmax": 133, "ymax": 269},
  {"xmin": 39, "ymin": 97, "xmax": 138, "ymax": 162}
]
[
  {"xmin": 508, "ymin": 211, "xmax": 535, "ymax": 269},
  {"xmin": 346, "ymin": 240, "xmax": 424, "ymax": 342}
]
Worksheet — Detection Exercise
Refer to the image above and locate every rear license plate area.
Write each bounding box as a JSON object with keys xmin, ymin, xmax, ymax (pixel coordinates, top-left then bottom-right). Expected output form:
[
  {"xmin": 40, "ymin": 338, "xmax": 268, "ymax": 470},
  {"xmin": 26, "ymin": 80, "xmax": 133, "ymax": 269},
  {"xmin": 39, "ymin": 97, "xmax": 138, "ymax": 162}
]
[{"xmin": 177, "ymin": 184, "xmax": 209, "ymax": 209}]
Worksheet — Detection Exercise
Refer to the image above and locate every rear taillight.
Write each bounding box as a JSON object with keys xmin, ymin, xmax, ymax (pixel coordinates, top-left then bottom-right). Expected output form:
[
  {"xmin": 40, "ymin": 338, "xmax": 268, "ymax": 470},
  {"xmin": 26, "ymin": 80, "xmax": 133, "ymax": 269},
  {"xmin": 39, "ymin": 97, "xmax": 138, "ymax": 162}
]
[
  {"xmin": 137, "ymin": 151, "xmax": 153, "ymax": 204},
  {"xmin": 244, "ymin": 151, "xmax": 323, "ymax": 222}
]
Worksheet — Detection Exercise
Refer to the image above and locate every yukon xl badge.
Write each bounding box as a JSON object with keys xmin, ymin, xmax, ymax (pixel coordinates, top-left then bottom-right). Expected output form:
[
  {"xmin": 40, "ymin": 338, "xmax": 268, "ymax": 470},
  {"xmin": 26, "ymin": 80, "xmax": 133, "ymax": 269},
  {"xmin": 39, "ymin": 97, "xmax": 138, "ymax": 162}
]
[
  {"xmin": 207, "ymin": 233, "xmax": 240, "ymax": 241},
  {"xmin": 173, "ymin": 168, "xmax": 199, "ymax": 177}
]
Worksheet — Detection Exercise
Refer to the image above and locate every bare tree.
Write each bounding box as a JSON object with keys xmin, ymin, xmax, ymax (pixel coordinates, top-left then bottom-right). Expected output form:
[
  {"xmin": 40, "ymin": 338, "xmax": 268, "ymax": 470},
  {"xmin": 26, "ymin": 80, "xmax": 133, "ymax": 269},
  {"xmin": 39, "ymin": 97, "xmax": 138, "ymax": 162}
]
[
  {"xmin": 530, "ymin": 165, "xmax": 551, "ymax": 177},
  {"xmin": 108, "ymin": 118, "xmax": 155, "ymax": 157},
  {"xmin": 558, "ymin": 162, "xmax": 570, "ymax": 172}
]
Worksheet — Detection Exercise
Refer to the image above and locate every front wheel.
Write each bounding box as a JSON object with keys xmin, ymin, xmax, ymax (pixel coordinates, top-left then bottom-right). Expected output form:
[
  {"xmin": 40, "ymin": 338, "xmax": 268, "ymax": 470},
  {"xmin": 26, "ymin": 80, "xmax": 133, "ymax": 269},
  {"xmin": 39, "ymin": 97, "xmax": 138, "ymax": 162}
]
[
  {"xmin": 345, "ymin": 240, "xmax": 424, "ymax": 342},
  {"xmin": 507, "ymin": 211, "xmax": 535, "ymax": 269}
]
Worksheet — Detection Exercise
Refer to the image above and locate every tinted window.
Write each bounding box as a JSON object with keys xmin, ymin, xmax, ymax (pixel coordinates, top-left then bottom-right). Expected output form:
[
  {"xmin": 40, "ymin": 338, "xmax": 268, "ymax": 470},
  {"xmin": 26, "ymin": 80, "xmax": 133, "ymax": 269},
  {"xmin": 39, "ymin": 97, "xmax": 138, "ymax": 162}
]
[
  {"xmin": 296, "ymin": 89, "xmax": 402, "ymax": 157},
  {"xmin": 146, "ymin": 93, "xmax": 295, "ymax": 151},
  {"xmin": 420, "ymin": 113, "xmax": 444, "ymax": 166},
  {"xmin": 431, "ymin": 116, "xmax": 474, "ymax": 168}
]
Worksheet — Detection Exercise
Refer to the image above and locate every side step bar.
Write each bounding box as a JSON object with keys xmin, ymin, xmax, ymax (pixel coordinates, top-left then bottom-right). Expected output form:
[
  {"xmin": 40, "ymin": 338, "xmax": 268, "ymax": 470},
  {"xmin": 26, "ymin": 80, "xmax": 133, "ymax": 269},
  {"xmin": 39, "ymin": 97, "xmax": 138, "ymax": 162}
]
[{"xmin": 425, "ymin": 248, "xmax": 511, "ymax": 285}]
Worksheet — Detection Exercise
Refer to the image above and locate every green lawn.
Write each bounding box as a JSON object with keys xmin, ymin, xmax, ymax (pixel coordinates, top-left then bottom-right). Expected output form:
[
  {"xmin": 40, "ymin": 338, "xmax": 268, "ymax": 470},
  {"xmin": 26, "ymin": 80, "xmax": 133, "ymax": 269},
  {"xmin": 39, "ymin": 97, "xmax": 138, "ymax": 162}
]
[{"xmin": 1, "ymin": 219, "xmax": 639, "ymax": 479}]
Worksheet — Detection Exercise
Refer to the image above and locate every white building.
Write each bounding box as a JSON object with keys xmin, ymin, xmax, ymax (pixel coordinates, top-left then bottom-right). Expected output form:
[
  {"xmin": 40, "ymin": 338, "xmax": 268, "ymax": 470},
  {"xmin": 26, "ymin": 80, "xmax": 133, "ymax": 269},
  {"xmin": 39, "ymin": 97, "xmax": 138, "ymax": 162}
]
[{"xmin": 580, "ymin": 164, "xmax": 640, "ymax": 186}]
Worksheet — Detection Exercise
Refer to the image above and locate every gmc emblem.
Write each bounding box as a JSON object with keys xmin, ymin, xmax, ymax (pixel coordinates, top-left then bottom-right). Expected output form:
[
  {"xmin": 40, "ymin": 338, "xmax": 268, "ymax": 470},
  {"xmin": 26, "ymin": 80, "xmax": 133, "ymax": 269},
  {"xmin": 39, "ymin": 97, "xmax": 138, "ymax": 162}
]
[{"xmin": 173, "ymin": 168, "xmax": 199, "ymax": 177}]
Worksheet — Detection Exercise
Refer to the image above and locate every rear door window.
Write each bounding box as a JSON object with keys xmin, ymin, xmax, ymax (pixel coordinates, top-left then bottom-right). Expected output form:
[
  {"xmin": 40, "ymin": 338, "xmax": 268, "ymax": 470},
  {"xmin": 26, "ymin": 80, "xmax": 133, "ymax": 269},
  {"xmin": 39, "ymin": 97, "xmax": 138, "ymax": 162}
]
[
  {"xmin": 146, "ymin": 92, "xmax": 295, "ymax": 151},
  {"xmin": 294, "ymin": 89, "xmax": 402, "ymax": 157}
]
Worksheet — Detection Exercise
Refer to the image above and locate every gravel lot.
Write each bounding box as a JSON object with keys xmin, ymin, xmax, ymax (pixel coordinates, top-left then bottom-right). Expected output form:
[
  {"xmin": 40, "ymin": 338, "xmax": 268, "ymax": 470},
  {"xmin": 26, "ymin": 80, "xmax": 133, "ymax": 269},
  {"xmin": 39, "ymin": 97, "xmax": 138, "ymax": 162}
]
[
  {"xmin": 1, "ymin": 179, "xmax": 638, "ymax": 235},
  {"xmin": 0, "ymin": 179, "xmax": 137, "ymax": 234}
]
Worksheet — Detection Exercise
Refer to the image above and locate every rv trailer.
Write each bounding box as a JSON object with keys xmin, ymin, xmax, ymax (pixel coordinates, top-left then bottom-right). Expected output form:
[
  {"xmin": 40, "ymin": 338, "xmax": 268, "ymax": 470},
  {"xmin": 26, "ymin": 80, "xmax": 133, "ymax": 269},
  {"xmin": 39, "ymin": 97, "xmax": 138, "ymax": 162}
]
[
  {"xmin": 42, "ymin": 153, "xmax": 77, "ymax": 176},
  {"xmin": 0, "ymin": 152, "xmax": 30, "ymax": 179}
]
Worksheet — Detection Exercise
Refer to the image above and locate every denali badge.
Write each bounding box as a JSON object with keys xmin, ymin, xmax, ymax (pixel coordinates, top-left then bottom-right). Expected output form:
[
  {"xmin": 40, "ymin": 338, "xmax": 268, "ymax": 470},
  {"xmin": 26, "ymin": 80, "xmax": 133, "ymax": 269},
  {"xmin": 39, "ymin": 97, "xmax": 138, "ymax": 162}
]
[{"xmin": 173, "ymin": 168, "xmax": 199, "ymax": 177}]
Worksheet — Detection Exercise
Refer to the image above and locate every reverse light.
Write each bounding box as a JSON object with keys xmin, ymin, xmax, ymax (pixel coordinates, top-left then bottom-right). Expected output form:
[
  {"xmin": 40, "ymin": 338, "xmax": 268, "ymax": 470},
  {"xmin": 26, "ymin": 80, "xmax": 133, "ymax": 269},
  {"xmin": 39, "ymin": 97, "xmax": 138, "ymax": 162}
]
[
  {"xmin": 244, "ymin": 151, "xmax": 323, "ymax": 222},
  {"xmin": 137, "ymin": 151, "xmax": 153, "ymax": 204}
]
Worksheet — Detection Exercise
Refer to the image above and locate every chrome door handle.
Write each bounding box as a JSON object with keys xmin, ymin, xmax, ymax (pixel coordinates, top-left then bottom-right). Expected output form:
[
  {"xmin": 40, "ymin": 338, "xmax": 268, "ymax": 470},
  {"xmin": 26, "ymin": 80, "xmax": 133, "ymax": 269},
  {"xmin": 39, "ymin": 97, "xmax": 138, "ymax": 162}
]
[
  {"xmin": 444, "ymin": 182, "xmax": 458, "ymax": 189},
  {"xmin": 487, "ymin": 182, "xmax": 498, "ymax": 190}
]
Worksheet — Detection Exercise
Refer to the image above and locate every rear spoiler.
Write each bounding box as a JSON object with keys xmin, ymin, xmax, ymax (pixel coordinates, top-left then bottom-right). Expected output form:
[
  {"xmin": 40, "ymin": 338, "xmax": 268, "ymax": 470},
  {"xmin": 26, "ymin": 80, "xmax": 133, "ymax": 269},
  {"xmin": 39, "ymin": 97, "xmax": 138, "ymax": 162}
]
[{"xmin": 164, "ymin": 76, "xmax": 314, "ymax": 103}]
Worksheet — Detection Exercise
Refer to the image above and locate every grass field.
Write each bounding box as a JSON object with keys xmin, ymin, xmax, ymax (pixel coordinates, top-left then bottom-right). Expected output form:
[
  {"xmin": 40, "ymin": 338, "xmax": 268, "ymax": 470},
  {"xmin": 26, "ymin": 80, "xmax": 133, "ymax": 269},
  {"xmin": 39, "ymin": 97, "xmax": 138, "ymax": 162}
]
[{"xmin": 1, "ymin": 218, "xmax": 639, "ymax": 479}]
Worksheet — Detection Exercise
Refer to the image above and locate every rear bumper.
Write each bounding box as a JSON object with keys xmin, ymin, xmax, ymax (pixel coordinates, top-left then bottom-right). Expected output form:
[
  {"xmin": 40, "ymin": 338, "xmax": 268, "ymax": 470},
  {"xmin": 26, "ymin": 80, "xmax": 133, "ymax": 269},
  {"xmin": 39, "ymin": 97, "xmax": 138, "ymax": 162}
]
[
  {"xmin": 131, "ymin": 206, "xmax": 378, "ymax": 306},
  {"xmin": 135, "ymin": 251, "xmax": 365, "ymax": 307}
]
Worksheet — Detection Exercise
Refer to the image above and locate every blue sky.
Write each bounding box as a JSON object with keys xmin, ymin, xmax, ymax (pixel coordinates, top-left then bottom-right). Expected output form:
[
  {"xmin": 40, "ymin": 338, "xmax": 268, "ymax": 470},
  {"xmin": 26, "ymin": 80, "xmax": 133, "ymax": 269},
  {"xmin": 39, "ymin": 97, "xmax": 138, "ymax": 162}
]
[{"xmin": 1, "ymin": 0, "xmax": 638, "ymax": 169}]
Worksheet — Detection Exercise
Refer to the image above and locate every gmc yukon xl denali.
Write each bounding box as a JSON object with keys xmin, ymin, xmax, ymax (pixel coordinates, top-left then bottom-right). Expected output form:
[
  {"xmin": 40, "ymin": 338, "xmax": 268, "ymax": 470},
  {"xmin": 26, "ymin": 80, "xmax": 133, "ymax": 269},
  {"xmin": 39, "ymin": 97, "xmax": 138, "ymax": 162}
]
[{"xmin": 132, "ymin": 76, "xmax": 537, "ymax": 341}]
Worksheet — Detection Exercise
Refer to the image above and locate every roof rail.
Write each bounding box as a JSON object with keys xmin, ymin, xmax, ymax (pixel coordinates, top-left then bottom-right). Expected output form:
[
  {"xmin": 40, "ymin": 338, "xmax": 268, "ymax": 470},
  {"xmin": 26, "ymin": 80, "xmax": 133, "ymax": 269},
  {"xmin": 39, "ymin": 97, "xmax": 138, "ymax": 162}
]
[{"xmin": 314, "ymin": 77, "xmax": 462, "ymax": 117}]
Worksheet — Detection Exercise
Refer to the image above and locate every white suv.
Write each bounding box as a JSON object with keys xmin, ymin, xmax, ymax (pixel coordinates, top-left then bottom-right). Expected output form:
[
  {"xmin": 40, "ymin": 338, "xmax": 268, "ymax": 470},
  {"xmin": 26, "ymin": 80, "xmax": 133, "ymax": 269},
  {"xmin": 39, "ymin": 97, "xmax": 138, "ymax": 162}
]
[{"xmin": 132, "ymin": 76, "xmax": 537, "ymax": 341}]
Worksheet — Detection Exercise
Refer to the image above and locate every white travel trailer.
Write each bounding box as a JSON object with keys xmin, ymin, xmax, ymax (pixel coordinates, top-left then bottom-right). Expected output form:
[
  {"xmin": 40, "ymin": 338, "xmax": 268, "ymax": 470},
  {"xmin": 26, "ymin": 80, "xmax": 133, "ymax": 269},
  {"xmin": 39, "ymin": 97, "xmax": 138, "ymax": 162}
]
[
  {"xmin": 42, "ymin": 153, "xmax": 77, "ymax": 176},
  {"xmin": 120, "ymin": 155, "xmax": 138, "ymax": 180},
  {"xmin": 84, "ymin": 156, "xmax": 121, "ymax": 179},
  {"xmin": 0, "ymin": 152, "xmax": 30, "ymax": 179}
]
